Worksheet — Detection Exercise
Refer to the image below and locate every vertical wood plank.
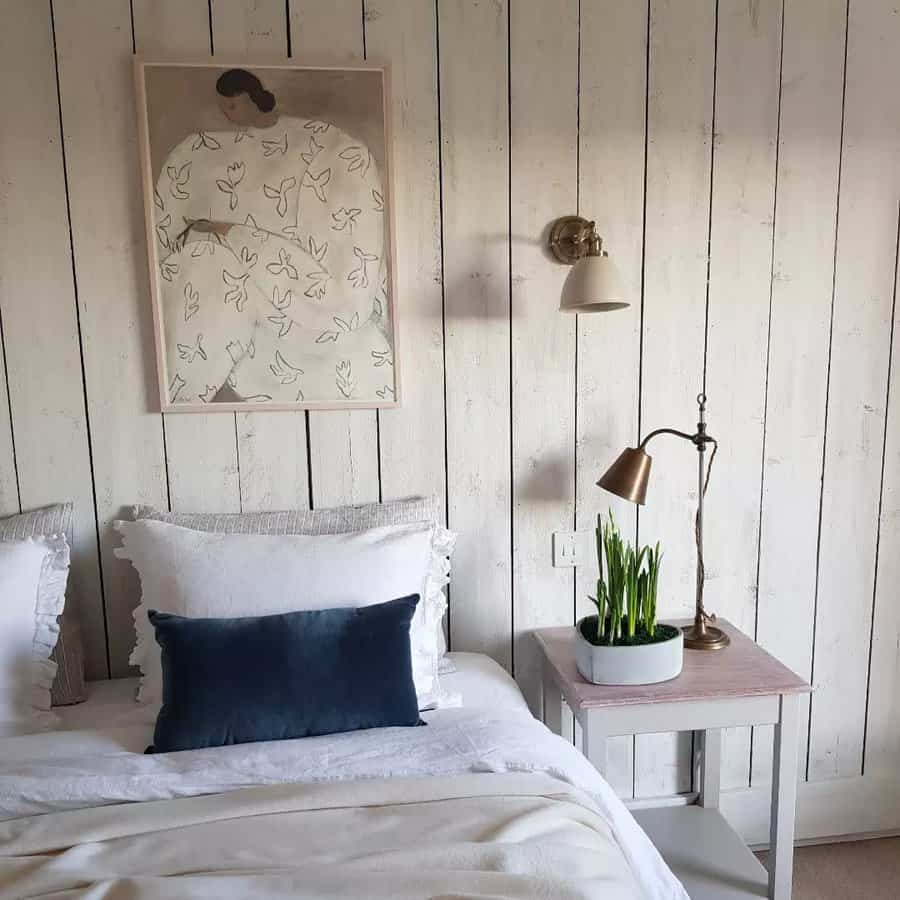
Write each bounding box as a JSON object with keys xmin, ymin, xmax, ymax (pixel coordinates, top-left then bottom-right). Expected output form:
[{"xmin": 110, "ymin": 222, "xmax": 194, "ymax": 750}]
[
  {"xmin": 864, "ymin": 206, "xmax": 900, "ymax": 779},
  {"xmin": 0, "ymin": 340, "xmax": 19, "ymax": 518},
  {"xmin": 439, "ymin": 0, "xmax": 511, "ymax": 666},
  {"xmin": 211, "ymin": 0, "xmax": 285, "ymax": 56},
  {"xmin": 290, "ymin": 0, "xmax": 380, "ymax": 510},
  {"xmin": 808, "ymin": 0, "xmax": 900, "ymax": 781},
  {"xmin": 0, "ymin": 1, "xmax": 105, "ymax": 674},
  {"xmin": 510, "ymin": 0, "xmax": 578, "ymax": 714},
  {"xmin": 634, "ymin": 0, "xmax": 716, "ymax": 798},
  {"xmin": 704, "ymin": 0, "xmax": 781, "ymax": 790},
  {"xmin": 366, "ymin": 1, "xmax": 446, "ymax": 516},
  {"xmin": 576, "ymin": 0, "xmax": 648, "ymax": 799},
  {"xmin": 752, "ymin": 0, "xmax": 846, "ymax": 787},
  {"xmin": 54, "ymin": 0, "xmax": 169, "ymax": 676},
  {"xmin": 212, "ymin": 0, "xmax": 311, "ymax": 513},
  {"xmin": 289, "ymin": 0, "xmax": 361, "ymax": 62},
  {"xmin": 133, "ymin": 0, "xmax": 239, "ymax": 518}
]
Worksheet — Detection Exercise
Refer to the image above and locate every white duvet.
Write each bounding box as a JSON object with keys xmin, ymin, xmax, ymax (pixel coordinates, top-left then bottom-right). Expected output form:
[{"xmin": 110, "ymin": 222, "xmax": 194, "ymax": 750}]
[{"xmin": 0, "ymin": 657, "xmax": 687, "ymax": 900}]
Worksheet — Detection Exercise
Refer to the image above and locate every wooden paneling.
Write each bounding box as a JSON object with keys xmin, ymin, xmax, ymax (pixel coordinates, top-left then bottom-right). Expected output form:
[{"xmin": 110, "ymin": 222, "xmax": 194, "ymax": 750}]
[
  {"xmin": 292, "ymin": 0, "xmax": 380, "ymax": 510},
  {"xmin": 635, "ymin": 0, "xmax": 717, "ymax": 798},
  {"xmin": 366, "ymin": 1, "xmax": 446, "ymax": 516},
  {"xmin": 0, "ymin": 1, "xmax": 105, "ymax": 674},
  {"xmin": 53, "ymin": 0, "xmax": 170, "ymax": 677},
  {"xmin": 1, "ymin": 0, "xmax": 899, "ymax": 839},
  {"xmin": 0, "ymin": 338, "xmax": 18, "ymax": 518},
  {"xmin": 211, "ymin": 0, "xmax": 286, "ymax": 56},
  {"xmin": 704, "ymin": 0, "xmax": 782, "ymax": 791},
  {"xmin": 290, "ymin": 0, "xmax": 361, "ymax": 62},
  {"xmin": 752, "ymin": 0, "xmax": 846, "ymax": 787},
  {"xmin": 439, "ymin": 0, "xmax": 512, "ymax": 666},
  {"xmin": 576, "ymin": 0, "xmax": 648, "ymax": 800},
  {"xmin": 808, "ymin": 0, "xmax": 900, "ymax": 782},
  {"xmin": 864, "ymin": 205, "xmax": 900, "ymax": 779},
  {"xmin": 510, "ymin": 0, "xmax": 578, "ymax": 714}
]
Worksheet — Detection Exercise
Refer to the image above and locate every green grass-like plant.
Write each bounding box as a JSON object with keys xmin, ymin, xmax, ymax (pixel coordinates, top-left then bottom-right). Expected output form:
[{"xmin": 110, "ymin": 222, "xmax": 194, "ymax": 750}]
[{"xmin": 586, "ymin": 511, "xmax": 672, "ymax": 646}]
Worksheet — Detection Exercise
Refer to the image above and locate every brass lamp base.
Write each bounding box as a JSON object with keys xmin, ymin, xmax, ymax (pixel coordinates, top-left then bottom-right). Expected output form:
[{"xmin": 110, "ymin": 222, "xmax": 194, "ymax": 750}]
[{"xmin": 682, "ymin": 620, "xmax": 730, "ymax": 651}]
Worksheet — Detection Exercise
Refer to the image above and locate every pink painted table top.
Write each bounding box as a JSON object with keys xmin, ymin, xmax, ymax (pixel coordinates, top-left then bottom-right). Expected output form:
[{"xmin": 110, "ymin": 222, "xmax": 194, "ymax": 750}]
[{"xmin": 535, "ymin": 618, "xmax": 812, "ymax": 710}]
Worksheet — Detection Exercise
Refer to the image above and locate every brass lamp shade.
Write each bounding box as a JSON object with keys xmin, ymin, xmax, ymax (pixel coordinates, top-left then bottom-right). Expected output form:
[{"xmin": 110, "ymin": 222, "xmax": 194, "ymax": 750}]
[{"xmin": 596, "ymin": 447, "xmax": 652, "ymax": 505}]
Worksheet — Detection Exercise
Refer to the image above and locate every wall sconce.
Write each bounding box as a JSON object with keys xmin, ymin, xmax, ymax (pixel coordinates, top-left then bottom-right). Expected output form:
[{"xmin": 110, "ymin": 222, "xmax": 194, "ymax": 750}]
[{"xmin": 548, "ymin": 216, "xmax": 628, "ymax": 313}]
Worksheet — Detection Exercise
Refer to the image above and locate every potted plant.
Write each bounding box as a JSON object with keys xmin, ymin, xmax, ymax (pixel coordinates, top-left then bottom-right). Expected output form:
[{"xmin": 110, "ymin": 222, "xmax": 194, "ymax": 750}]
[{"xmin": 575, "ymin": 512, "xmax": 683, "ymax": 685}]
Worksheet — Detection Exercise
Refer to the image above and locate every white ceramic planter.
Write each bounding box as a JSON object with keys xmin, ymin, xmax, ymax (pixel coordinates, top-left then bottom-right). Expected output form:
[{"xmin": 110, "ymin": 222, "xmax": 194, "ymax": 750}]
[{"xmin": 574, "ymin": 617, "xmax": 684, "ymax": 685}]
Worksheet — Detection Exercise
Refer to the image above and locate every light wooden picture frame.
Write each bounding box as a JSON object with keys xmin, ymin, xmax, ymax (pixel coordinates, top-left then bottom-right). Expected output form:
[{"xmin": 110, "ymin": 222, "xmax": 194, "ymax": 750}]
[{"xmin": 134, "ymin": 58, "xmax": 400, "ymax": 413}]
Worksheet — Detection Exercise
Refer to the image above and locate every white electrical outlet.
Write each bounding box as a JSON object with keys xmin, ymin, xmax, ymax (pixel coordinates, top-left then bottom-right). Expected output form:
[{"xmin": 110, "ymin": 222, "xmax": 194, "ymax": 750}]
[{"xmin": 552, "ymin": 531, "xmax": 578, "ymax": 568}]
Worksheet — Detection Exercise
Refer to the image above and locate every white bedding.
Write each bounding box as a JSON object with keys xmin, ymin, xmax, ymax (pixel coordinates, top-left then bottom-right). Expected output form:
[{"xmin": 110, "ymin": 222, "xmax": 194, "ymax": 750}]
[{"xmin": 0, "ymin": 652, "xmax": 686, "ymax": 900}]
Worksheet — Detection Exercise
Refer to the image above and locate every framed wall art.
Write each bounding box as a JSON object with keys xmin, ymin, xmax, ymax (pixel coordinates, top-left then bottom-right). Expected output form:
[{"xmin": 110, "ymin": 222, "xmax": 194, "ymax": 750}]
[{"xmin": 134, "ymin": 59, "xmax": 399, "ymax": 412}]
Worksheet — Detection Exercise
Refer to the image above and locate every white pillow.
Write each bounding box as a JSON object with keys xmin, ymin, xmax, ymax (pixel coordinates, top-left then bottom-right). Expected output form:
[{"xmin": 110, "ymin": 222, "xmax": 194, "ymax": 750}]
[
  {"xmin": 0, "ymin": 537, "xmax": 69, "ymax": 732},
  {"xmin": 131, "ymin": 497, "xmax": 456, "ymax": 666},
  {"xmin": 115, "ymin": 519, "xmax": 444, "ymax": 710}
]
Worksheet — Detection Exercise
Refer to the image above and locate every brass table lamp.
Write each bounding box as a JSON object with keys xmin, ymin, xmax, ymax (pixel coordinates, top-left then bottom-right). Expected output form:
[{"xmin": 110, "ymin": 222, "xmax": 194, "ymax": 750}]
[{"xmin": 596, "ymin": 393, "xmax": 729, "ymax": 650}]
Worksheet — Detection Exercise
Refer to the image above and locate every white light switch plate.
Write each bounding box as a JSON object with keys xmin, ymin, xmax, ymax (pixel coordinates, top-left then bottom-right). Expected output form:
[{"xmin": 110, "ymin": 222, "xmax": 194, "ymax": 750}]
[
  {"xmin": 553, "ymin": 531, "xmax": 577, "ymax": 567},
  {"xmin": 553, "ymin": 530, "xmax": 592, "ymax": 568}
]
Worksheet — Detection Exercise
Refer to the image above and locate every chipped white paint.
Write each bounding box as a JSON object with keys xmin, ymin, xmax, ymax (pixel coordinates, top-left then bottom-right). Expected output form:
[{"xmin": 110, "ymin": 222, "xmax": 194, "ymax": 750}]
[
  {"xmin": 576, "ymin": 0, "xmax": 649, "ymax": 798},
  {"xmin": 0, "ymin": 0, "xmax": 898, "ymax": 842},
  {"xmin": 809, "ymin": 0, "xmax": 900, "ymax": 782},
  {"xmin": 439, "ymin": 0, "xmax": 512, "ymax": 667},
  {"xmin": 367, "ymin": 0, "xmax": 447, "ymax": 518},
  {"xmin": 704, "ymin": 0, "xmax": 782, "ymax": 791},
  {"xmin": 753, "ymin": 0, "xmax": 846, "ymax": 787},
  {"xmin": 53, "ymin": 0, "xmax": 170, "ymax": 677},
  {"xmin": 510, "ymin": 0, "xmax": 578, "ymax": 716},
  {"xmin": 0, "ymin": 2, "xmax": 104, "ymax": 674},
  {"xmin": 635, "ymin": 0, "xmax": 717, "ymax": 799}
]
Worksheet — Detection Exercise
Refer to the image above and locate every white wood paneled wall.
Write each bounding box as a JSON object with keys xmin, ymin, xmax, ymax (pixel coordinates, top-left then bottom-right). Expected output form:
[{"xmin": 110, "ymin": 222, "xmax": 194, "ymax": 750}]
[{"xmin": 1, "ymin": 0, "xmax": 898, "ymax": 840}]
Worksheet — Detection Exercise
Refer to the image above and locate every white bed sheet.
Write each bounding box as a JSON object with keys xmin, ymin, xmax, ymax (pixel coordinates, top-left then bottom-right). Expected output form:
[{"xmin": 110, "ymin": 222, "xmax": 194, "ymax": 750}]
[{"xmin": 0, "ymin": 652, "xmax": 686, "ymax": 900}]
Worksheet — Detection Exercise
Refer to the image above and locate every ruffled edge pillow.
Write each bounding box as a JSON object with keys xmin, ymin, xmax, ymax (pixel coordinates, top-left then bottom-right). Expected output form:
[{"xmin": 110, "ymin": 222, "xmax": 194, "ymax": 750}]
[
  {"xmin": 29, "ymin": 536, "xmax": 70, "ymax": 717},
  {"xmin": 130, "ymin": 498, "xmax": 459, "ymax": 706},
  {"xmin": 116, "ymin": 519, "xmax": 457, "ymax": 710},
  {"xmin": 0, "ymin": 503, "xmax": 86, "ymax": 706},
  {"xmin": 0, "ymin": 535, "xmax": 69, "ymax": 728}
]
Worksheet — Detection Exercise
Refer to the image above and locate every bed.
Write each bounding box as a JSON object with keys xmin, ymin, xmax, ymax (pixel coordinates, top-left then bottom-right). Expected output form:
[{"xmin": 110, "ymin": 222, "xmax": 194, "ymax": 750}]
[{"xmin": 0, "ymin": 652, "xmax": 687, "ymax": 899}]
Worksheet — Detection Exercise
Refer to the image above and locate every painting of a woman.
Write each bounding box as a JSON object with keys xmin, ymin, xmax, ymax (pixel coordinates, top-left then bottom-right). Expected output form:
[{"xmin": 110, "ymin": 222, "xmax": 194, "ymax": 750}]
[{"xmin": 138, "ymin": 62, "xmax": 397, "ymax": 410}]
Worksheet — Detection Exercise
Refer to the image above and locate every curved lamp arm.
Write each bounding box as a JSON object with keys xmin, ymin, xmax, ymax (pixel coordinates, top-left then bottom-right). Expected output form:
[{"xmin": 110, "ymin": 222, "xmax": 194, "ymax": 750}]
[{"xmin": 638, "ymin": 426, "xmax": 708, "ymax": 449}]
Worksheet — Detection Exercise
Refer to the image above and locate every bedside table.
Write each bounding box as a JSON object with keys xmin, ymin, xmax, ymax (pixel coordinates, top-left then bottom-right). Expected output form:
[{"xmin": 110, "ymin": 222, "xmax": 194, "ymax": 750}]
[{"xmin": 535, "ymin": 619, "xmax": 811, "ymax": 900}]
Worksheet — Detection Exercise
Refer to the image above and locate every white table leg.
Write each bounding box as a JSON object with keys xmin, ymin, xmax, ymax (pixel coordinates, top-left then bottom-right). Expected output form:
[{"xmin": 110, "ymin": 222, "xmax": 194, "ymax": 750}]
[
  {"xmin": 769, "ymin": 693, "xmax": 800, "ymax": 900},
  {"xmin": 698, "ymin": 727, "xmax": 722, "ymax": 808},
  {"xmin": 541, "ymin": 659, "xmax": 564, "ymax": 736},
  {"xmin": 582, "ymin": 717, "xmax": 609, "ymax": 779}
]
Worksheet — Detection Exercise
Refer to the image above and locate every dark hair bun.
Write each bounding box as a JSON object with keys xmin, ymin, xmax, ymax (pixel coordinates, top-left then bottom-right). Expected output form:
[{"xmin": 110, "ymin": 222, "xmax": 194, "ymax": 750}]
[
  {"xmin": 216, "ymin": 68, "xmax": 276, "ymax": 114},
  {"xmin": 253, "ymin": 88, "xmax": 276, "ymax": 113}
]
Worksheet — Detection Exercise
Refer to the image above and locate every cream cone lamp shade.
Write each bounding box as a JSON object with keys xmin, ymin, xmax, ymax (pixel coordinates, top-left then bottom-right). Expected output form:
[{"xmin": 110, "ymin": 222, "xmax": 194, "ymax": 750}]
[
  {"xmin": 559, "ymin": 253, "xmax": 627, "ymax": 312},
  {"xmin": 548, "ymin": 215, "xmax": 629, "ymax": 313}
]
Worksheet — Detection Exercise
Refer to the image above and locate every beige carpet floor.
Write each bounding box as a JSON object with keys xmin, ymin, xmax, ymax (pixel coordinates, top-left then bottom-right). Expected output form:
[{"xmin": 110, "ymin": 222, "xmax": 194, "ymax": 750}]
[{"xmin": 757, "ymin": 837, "xmax": 900, "ymax": 899}]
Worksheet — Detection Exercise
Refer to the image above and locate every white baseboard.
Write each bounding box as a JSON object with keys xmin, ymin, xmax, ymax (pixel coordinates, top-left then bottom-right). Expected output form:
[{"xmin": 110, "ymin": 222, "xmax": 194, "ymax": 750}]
[{"xmin": 719, "ymin": 773, "xmax": 900, "ymax": 847}]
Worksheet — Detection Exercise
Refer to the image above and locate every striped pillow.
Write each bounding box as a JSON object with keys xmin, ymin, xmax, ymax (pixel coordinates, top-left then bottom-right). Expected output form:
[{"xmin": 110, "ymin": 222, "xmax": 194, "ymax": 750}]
[{"xmin": 132, "ymin": 496, "xmax": 440, "ymax": 535}]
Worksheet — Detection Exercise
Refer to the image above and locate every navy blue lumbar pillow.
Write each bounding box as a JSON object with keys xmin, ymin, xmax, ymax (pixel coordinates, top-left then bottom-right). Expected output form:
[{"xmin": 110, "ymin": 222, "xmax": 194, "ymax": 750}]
[{"xmin": 147, "ymin": 595, "xmax": 423, "ymax": 753}]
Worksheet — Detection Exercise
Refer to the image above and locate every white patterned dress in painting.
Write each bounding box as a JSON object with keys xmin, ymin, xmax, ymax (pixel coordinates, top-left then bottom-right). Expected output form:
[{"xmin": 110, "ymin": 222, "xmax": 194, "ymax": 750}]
[{"xmin": 154, "ymin": 117, "xmax": 393, "ymax": 405}]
